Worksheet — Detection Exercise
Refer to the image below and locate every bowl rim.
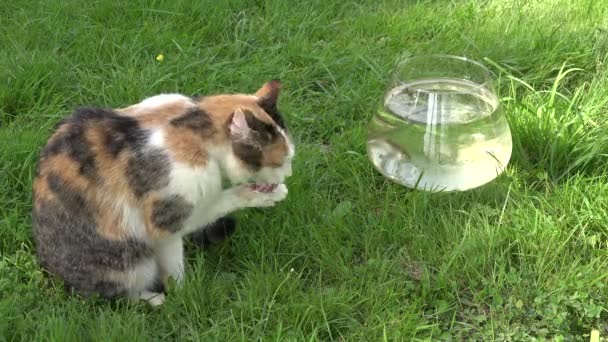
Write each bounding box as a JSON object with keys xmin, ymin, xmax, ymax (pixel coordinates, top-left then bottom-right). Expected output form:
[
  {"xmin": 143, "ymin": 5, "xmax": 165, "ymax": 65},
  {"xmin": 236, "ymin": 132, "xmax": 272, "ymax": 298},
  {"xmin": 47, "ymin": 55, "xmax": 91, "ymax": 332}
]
[{"xmin": 392, "ymin": 54, "xmax": 496, "ymax": 95}]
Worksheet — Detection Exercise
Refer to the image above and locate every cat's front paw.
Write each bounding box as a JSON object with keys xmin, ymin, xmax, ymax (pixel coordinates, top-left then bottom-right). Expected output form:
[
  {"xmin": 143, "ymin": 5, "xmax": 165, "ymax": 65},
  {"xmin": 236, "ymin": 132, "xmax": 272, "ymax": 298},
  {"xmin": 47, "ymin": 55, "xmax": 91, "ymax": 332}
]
[{"xmin": 240, "ymin": 184, "xmax": 288, "ymax": 208}]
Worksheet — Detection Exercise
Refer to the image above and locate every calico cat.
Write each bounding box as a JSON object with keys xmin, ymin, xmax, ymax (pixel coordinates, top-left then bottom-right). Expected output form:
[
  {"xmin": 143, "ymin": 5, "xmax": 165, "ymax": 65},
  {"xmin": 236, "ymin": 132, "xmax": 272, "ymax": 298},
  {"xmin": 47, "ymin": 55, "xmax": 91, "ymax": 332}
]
[{"xmin": 32, "ymin": 80, "xmax": 294, "ymax": 305}]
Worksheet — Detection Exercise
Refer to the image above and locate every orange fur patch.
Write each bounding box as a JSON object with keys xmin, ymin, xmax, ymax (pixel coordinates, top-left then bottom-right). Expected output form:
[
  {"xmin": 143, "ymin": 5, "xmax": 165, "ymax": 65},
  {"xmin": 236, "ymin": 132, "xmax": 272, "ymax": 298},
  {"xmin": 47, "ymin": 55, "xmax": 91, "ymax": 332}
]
[
  {"xmin": 195, "ymin": 94, "xmax": 290, "ymax": 168},
  {"xmin": 255, "ymin": 80, "xmax": 280, "ymax": 98},
  {"xmin": 263, "ymin": 137, "xmax": 289, "ymax": 167},
  {"xmin": 33, "ymin": 177, "xmax": 54, "ymax": 204},
  {"xmin": 38, "ymin": 152, "xmax": 128, "ymax": 241},
  {"xmin": 120, "ymin": 100, "xmax": 203, "ymax": 135},
  {"xmin": 84, "ymin": 128, "xmax": 132, "ymax": 199},
  {"xmin": 95, "ymin": 201, "xmax": 127, "ymax": 241},
  {"xmin": 164, "ymin": 126, "xmax": 208, "ymax": 167},
  {"xmin": 141, "ymin": 193, "xmax": 172, "ymax": 240},
  {"xmin": 196, "ymin": 95, "xmax": 276, "ymax": 140},
  {"xmin": 44, "ymin": 153, "xmax": 91, "ymax": 190}
]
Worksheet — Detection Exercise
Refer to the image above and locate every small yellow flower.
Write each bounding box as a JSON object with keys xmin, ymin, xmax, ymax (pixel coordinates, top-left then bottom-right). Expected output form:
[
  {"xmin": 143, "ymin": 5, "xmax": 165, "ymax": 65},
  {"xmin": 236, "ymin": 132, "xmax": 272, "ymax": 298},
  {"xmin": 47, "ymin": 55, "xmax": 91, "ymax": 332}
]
[{"xmin": 156, "ymin": 53, "xmax": 165, "ymax": 62}]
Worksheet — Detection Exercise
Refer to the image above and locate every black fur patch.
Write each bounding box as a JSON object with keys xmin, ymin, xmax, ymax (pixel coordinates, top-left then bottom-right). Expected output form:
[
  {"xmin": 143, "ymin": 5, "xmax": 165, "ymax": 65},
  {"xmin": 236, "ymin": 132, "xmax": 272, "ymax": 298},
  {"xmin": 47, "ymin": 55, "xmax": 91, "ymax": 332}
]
[
  {"xmin": 33, "ymin": 173, "xmax": 153, "ymax": 298},
  {"xmin": 43, "ymin": 124, "xmax": 98, "ymax": 181},
  {"xmin": 100, "ymin": 116, "xmax": 147, "ymax": 158},
  {"xmin": 126, "ymin": 149, "xmax": 170, "ymax": 198},
  {"xmin": 243, "ymin": 110, "xmax": 279, "ymax": 144},
  {"xmin": 41, "ymin": 107, "xmax": 147, "ymax": 180},
  {"xmin": 258, "ymin": 99, "xmax": 286, "ymax": 129},
  {"xmin": 170, "ymin": 108, "xmax": 215, "ymax": 137},
  {"xmin": 229, "ymin": 110, "xmax": 283, "ymax": 170},
  {"xmin": 151, "ymin": 195, "xmax": 193, "ymax": 233},
  {"xmin": 146, "ymin": 276, "xmax": 166, "ymax": 294},
  {"xmin": 189, "ymin": 216, "xmax": 237, "ymax": 248},
  {"xmin": 232, "ymin": 142, "xmax": 263, "ymax": 170},
  {"xmin": 47, "ymin": 172, "xmax": 87, "ymax": 209}
]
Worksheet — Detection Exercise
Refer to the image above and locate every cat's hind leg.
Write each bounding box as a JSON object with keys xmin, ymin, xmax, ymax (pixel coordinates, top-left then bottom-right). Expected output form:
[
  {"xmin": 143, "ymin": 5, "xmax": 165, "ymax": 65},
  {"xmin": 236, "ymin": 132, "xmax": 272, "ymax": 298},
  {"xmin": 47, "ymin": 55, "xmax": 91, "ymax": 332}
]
[
  {"xmin": 155, "ymin": 237, "xmax": 185, "ymax": 284},
  {"xmin": 138, "ymin": 290, "xmax": 165, "ymax": 306},
  {"xmin": 189, "ymin": 216, "xmax": 237, "ymax": 248},
  {"xmin": 123, "ymin": 258, "xmax": 165, "ymax": 306}
]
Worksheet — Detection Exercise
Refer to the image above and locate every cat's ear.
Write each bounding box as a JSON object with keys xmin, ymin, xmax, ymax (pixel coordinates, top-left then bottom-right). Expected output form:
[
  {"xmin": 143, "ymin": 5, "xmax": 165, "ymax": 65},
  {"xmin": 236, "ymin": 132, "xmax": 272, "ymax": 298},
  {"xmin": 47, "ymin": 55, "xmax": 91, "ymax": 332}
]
[
  {"xmin": 229, "ymin": 108, "xmax": 251, "ymax": 140},
  {"xmin": 255, "ymin": 80, "xmax": 281, "ymax": 110}
]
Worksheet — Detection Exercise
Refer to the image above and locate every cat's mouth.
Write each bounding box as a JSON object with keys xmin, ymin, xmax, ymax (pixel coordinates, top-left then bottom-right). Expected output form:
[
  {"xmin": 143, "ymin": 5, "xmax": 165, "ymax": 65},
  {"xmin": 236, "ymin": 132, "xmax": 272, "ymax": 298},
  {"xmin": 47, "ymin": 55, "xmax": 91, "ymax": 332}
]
[{"xmin": 249, "ymin": 183, "xmax": 278, "ymax": 193}]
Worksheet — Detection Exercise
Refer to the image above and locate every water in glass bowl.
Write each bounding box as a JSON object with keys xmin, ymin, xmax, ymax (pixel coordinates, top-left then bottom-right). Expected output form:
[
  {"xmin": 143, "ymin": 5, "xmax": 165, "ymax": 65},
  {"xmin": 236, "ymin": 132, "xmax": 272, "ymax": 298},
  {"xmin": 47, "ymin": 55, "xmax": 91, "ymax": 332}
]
[{"xmin": 367, "ymin": 78, "xmax": 512, "ymax": 192}]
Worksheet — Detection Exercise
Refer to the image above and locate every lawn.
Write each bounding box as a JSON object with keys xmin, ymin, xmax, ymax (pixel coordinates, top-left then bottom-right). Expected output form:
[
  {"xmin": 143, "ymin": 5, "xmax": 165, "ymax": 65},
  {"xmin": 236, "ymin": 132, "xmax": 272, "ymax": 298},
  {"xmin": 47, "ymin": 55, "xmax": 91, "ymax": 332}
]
[{"xmin": 1, "ymin": 0, "xmax": 608, "ymax": 340}]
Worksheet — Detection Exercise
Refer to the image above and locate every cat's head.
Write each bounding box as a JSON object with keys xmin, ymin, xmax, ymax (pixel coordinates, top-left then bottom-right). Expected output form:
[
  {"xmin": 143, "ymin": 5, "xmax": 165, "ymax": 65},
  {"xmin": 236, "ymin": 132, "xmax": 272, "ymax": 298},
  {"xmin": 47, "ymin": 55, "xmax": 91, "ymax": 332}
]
[{"xmin": 224, "ymin": 80, "xmax": 294, "ymax": 188}]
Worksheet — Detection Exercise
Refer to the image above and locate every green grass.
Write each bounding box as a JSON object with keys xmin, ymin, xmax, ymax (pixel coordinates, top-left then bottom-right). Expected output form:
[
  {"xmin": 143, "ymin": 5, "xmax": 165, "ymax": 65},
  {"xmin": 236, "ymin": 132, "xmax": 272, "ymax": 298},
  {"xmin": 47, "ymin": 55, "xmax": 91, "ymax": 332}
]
[{"xmin": 1, "ymin": 0, "xmax": 608, "ymax": 340}]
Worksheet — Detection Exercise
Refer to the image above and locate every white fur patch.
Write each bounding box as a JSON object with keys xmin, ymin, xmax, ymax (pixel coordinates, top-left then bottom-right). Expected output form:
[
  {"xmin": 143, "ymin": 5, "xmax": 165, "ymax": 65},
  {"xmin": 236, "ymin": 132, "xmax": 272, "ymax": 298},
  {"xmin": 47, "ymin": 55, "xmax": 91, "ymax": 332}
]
[
  {"xmin": 274, "ymin": 128, "xmax": 295, "ymax": 179},
  {"xmin": 148, "ymin": 129, "xmax": 165, "ymax": 148},
  {"xmin": 163, "ymin": 159, "xmax": 224, "ymax": 235},
  {"xmin": 126, "ymin": 94, "xmax": 194, "ymax": 116},
  {"xmin": 113, "ymin": 198, "xmax": 147, "ymax": 240},
  {"xmin": 155, "ymin": 237, "xmax": 184, "ymax": 283},
  {"xmin": 162, "ymin": 146, "xmax": 252, "ymax": 235},
  {"xmin": 277, "ymin": 127, "xmax": 295, "ymax": 158},
  {"xmin": 166, "ymin": 161, "xmax": 221, "ymax": 204},
  {"xmin": 138, "ymin": 94, "xmax": 192, "ymax": 109},
  {"xmin": 119, "ymin": 258, "xmax": 159, "ymax": 299},
  {"xmin": 140, "ymin": 291, "xmax": 165, "ymax": 306},
  {"xmin": 209, "ymin": 145, "xmax": 251, "ymax": 185}
]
